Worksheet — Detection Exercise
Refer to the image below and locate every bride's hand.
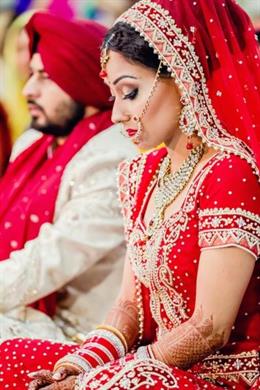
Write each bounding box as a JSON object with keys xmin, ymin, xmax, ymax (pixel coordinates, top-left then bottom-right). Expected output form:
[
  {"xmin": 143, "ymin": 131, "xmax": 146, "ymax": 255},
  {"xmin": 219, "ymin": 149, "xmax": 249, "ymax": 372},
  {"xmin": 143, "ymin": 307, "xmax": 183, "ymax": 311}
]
[
  {"xmin": 30, "ymin": 375, "xmax": 77, "ymax": 389},
  {"xmin": 28, "ymin": 366, "xmax": 80, "ymax": 389}
]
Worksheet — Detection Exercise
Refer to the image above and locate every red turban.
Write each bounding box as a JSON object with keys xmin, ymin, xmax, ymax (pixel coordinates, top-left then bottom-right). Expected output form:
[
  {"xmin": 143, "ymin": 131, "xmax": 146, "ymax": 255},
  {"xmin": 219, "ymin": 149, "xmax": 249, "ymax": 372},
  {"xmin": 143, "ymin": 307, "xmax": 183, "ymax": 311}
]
[{"xmin": 26, "ymin": 12, "xmax": 111, "ymax": 109}]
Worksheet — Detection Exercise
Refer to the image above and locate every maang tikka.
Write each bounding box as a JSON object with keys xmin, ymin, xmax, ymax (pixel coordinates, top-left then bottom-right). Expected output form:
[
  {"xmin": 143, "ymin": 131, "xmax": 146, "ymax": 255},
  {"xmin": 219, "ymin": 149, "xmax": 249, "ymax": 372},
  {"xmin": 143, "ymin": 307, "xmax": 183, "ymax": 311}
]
[{"xmin": 99, "ymin": 33, "xmax": 115, "ymax": 79}]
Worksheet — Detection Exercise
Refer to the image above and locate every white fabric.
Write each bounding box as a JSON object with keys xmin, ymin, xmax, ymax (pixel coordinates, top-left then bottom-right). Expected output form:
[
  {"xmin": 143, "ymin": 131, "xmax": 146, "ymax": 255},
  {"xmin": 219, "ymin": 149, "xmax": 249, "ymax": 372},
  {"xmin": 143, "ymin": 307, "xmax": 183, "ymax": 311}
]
[
  {"xmin": 9, "ymin": 128, "xmax": 43, "ymax": 161},
  {"xmin": 0, "ymin": 124, "xmax": 137, "ymax": 341}
]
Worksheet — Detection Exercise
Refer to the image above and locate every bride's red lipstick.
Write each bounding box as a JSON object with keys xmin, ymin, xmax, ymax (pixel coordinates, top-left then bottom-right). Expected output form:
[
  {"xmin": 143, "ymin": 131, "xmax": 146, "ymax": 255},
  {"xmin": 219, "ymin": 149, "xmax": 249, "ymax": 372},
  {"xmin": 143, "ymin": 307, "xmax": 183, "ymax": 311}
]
[{"xmin": 126, "ymin": 128, "xmax": 137, "ymax": 137}]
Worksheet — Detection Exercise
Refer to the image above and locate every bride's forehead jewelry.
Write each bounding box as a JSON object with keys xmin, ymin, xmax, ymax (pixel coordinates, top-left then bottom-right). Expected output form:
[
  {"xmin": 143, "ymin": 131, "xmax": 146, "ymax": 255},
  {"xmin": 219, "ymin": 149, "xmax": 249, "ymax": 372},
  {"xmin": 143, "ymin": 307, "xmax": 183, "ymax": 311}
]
[{"xmin": 99, "ymin": 33, "xmax": 115, "ymax": 79}]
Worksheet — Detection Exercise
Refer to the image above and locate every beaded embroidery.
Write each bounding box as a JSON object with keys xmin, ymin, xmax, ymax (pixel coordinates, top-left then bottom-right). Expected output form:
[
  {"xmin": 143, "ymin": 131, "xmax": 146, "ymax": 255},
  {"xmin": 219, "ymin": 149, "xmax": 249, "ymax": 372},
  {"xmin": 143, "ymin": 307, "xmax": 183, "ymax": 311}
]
[
  {"xmin": 117, "ymin": 0, "xmax": 259, "ymax": 179},
  {"xmin": 197, "ymin": 350, "xmax": 260, "ymax": 386},
  {"xmin": 199, "ymin": 208, "xmax": 260, "ymax": 257},
  {"xmin": 124, "ymin": 153, "xmax": 227, "ymax": 331},
  {"xmin": 120, "ymin": 149, "xmax": 260, "ymax": 336},
  {"xmin": 77, "ymin": 358, "xmax": 179, "ymax": 389},
  {"xmin": 117, "ymin": 154, "xmax": 148, "ymax": 239}
]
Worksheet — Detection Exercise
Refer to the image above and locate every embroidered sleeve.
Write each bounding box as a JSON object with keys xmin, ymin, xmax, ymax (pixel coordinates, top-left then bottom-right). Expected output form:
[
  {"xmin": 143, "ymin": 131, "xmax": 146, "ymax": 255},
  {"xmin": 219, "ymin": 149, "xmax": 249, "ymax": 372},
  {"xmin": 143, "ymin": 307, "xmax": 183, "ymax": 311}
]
[{"xmin": 198, "ymin": 155, "xmax": 260, "ymax": 259}]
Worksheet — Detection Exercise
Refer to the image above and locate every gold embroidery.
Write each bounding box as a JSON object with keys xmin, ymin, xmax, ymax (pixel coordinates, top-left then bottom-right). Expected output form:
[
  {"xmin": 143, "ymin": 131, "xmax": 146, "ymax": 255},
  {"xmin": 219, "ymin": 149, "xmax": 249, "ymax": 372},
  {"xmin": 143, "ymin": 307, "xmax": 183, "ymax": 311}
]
[
  {"xmin": 197, "ymin": 350, "xmax": 260, "ymax": 386},
  {"xmin": 128, "ymin": 153, "xmax": 228, "ymax": 332},
  {"xmin": 78, "ymin": 358, "xmax": 178, "ymax": 389},
  {"xmin": 117, "ymin": 154, "xmax": 148, "ymax": 239},
  {"xmin": 199, "ymin": 207, "xmax": 260, "ymax": 257},
  {"xmin": 117, "ymin": 160, "xmax": 131, "ymax": 232},
  {"xmin": 148, "ymin": 212, "xmax": 189, "ymax": 329},
  {"xmin": 135, "ymin": 276, "xmax": 145, "ymax": 346},
  {"xmin": 117, "ymin": 0, "xmax": 259, "ymax": 179},
  {"xmin": 128, "ymin": 211, "xmax": 189, "ymax": 331}
]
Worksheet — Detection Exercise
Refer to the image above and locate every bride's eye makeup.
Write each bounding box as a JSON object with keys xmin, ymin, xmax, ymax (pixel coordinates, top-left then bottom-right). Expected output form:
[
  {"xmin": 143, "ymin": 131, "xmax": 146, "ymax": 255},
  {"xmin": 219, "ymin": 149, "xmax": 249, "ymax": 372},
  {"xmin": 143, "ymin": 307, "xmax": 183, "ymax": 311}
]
[{"xmin": 123, "ymin": 88, "xmax": 138, "ymax": 100}]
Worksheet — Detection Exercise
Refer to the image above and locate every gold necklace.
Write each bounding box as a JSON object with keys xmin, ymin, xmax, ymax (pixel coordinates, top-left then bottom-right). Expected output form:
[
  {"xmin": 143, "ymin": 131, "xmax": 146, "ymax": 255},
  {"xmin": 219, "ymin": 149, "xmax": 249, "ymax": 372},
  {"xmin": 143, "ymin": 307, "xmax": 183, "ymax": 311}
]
[{"xmin": 147, "ymin": 143, "xmax": 205, "ymax": 237}]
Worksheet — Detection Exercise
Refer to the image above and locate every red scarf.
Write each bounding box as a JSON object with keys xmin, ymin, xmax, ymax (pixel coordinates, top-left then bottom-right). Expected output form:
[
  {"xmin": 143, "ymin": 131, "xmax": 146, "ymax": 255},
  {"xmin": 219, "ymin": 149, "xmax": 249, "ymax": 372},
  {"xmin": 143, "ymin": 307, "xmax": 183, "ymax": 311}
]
[
  {"xmin": 119, "ymin": 0, "xmax": 260, "ymax": 172},
  {"xmin": 0, "ymin": 110, "xmax": 112, "ymax": 315}
]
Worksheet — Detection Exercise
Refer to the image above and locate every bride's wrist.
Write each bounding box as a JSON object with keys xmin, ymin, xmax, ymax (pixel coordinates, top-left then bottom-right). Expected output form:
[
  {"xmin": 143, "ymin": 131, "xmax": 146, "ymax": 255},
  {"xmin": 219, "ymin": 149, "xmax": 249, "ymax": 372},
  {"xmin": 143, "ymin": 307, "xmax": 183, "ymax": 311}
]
[{"xmin": 54, "ymin": 326, "xmax": 127, "ymax": 374}]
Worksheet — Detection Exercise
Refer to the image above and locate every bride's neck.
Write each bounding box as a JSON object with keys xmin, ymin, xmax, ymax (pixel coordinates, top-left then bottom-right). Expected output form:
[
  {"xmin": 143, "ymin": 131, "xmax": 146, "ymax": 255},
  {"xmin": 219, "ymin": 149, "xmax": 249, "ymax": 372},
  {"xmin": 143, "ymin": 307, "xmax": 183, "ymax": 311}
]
[
  {"xmin": 166, "ymin": 133, "xmax": 216, "ymax": 173},
  {"xmin": 166, "ymin": 133, "xmax": 199, "ymax": 168}
]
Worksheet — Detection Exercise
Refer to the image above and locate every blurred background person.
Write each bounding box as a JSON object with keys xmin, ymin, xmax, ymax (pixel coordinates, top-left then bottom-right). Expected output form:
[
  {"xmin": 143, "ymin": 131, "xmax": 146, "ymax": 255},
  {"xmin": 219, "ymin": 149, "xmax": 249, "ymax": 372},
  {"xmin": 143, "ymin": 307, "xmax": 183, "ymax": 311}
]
[
  {"xmin": 0, "ymin": 100, "xmax": 12, "ymax": 175},
  {"xmin": 0, "ymin": 0, "xmax": 258, "ymax": 153},
  {"xmin": 1, "ymin": 11, "xmax": 32, "ymax": 142},
  {"xmin": 0, "ymin": 11, "xmax": 136, "ymax": 342}
]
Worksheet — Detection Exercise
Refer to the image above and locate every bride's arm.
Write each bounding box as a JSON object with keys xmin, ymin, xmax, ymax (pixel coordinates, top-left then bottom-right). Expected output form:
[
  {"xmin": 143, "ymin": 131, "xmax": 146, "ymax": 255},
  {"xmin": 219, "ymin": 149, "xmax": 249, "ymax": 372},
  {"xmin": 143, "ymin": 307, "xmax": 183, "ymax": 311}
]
[
  {"xmin": 151, "ymin": 246, "xmax": 255, "ymax": 368},
  {"xmin": 28, "ymin": 253, "xmax": 139, "ymax": 389},
  {"xmin": 102, "ymin": 252, "xmax": 139, "ymax": 350},
  {"xmin": 50, "ymin": 252, "xmax": 138, "ymax": 373}
]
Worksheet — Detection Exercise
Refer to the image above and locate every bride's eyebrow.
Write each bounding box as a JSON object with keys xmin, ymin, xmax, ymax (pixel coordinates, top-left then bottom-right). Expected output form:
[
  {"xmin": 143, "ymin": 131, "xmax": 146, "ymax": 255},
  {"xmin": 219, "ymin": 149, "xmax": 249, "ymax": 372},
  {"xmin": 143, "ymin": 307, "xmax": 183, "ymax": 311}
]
[{"xmin": 113, "ymin": 75, "xmax": 138, "ymax": 85}]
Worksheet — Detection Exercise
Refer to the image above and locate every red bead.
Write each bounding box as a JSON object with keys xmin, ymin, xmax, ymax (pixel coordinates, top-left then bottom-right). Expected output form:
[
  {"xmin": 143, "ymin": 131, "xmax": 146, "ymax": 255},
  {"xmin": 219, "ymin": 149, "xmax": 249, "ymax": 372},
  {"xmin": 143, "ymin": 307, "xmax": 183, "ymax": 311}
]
[
  {"xmin": 99, "ymin": 70, "xmax": 107, "ymax": 78},
  {"xmin": 186, "ymin": 142, "xmax": 193, "ymax": 150}
]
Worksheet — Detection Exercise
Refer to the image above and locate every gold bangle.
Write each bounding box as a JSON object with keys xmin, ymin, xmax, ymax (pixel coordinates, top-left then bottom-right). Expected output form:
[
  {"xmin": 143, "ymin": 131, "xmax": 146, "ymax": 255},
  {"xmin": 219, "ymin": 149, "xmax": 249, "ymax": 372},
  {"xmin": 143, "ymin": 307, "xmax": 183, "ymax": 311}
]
[{"xmin": 96, "ymin": 324, "xmax": 128, "ymax": 353}]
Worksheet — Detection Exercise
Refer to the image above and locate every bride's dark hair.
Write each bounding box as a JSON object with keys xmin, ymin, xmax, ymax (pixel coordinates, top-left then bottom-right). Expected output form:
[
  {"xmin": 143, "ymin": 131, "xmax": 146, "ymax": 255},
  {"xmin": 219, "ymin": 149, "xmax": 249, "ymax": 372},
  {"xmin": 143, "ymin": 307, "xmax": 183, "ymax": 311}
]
[{"xmin": 102, "ymin": 22, "xmax": 171, "ymax": 77}]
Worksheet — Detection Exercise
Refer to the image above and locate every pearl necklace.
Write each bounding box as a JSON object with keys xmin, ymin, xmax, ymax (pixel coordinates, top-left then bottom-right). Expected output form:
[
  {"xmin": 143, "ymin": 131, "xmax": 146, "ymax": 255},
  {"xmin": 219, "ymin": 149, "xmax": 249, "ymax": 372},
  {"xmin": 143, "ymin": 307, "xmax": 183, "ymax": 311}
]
[{"xmin": 147, "ymin": 143, "xmax": 205, "ymax": 237}]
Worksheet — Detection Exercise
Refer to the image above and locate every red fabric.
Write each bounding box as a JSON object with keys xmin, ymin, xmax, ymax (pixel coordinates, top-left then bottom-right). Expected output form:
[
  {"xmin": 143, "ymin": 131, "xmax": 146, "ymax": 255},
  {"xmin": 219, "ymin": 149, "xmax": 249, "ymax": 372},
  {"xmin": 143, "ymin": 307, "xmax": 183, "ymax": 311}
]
[
  {"xmin": 0, "ymin": 110, "xmax": 112, "ymax": 315},
  {"xmin": 0, "ymin": 339, "xmax": 77, "ymax": 387},
  {"xmin": 119, "ymin": 0, "xmax": 260, "ymax": 170},
  {"xmin": 157, "ymin": 0, "xmax": 260, "ymax": 167},
  {"xmin": 126, "ymin": 150, "xmax": 260, "ymax": 389},
  {"xmin": 0, "ymin": 338, "xmax": 220, "ymax": 389},
  {"xmin": 26, "ymin": 12, "xmax": 112, "ymax": 109},
  {"xmin": 82, "ymin": 334, "xmax": 121, "ymax": 361},
  {"xmin": 0, "ymin": 150, "xmax": 259, "ymax": 389},
  {"xmin": 0, "ymin": 2, "xmax": 259, "ymax": 389},
  {"xmin": 0, "ymin": 102, "xmax": 12, "ymax": 176}
]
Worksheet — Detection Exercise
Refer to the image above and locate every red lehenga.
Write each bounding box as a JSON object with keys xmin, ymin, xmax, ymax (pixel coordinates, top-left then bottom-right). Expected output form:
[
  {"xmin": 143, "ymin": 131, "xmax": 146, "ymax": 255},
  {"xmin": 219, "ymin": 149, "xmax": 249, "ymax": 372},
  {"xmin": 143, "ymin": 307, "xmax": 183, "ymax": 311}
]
[
  {"xmin": 0, "ymin": 0, "xmax": 260, "ymax": 388},
  {"xmin": 0, "ymin": 148, "xmax": 259, "ymax": 389}
]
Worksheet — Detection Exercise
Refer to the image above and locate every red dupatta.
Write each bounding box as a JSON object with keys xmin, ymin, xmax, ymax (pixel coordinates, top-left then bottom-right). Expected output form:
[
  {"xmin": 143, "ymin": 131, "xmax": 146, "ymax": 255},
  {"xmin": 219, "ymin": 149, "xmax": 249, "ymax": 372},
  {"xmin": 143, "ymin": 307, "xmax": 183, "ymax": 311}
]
[
  {"xmin": 117, "ymin": 0, "xmax": 260, "ymax": 175},
  {"xmin": 0, "ymin": 110, "xmax": 112, "ymax": 315}
]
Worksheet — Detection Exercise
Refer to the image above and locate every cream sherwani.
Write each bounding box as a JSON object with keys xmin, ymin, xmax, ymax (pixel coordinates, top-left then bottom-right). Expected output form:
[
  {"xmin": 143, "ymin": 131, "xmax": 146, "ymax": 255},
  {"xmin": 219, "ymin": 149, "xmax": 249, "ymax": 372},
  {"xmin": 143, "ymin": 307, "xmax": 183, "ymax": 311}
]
[{"xmin": 0, "ymin": 124, "xmax": 137, "ymax": 341}]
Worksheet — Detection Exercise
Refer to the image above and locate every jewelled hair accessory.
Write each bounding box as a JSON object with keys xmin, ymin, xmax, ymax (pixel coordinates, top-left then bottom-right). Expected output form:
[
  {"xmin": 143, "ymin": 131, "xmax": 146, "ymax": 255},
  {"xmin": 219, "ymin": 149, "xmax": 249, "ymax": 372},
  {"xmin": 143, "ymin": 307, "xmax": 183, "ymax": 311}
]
[
  {"xmin": 99, "ymin": 49, "xmax": 109, "ymax": 78},
  {"xmin": 100, "ymin": 33, "xmax": 115, "ymax": 78}
]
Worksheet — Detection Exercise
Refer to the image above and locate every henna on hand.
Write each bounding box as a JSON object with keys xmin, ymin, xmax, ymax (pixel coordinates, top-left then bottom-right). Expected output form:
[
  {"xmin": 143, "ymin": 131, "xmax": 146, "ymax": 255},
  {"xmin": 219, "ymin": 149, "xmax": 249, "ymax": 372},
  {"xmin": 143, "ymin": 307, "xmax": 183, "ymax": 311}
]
[
  {"xmin": 37, "ymin": 376, "xmax": 77, "ymax": 390},
  {"xmin": 29, "ymin": 377, "xmax": 53, "ymax": 390},
  {"xmin": 28, "ymin": 370, "xmax": 55, "ymax": 390},
  {"xmin": 28, "ymin": 366, "xmax": 79, "ymax": 389},
  {"xmin": 152, "ymin": 307, "xmax": 225, "ymax": 369},
  {"xmin": 105, "ymin": 299, "xmax": 139, "ymax": 349}
]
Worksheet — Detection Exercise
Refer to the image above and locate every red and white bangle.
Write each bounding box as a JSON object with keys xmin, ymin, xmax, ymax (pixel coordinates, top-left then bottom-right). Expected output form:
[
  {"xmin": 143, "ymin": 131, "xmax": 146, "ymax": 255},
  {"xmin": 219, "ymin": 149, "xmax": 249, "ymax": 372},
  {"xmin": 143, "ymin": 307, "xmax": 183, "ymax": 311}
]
[{"xmin": 54, "ymin": 327, "xmax": 126, "ymax": 373}]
